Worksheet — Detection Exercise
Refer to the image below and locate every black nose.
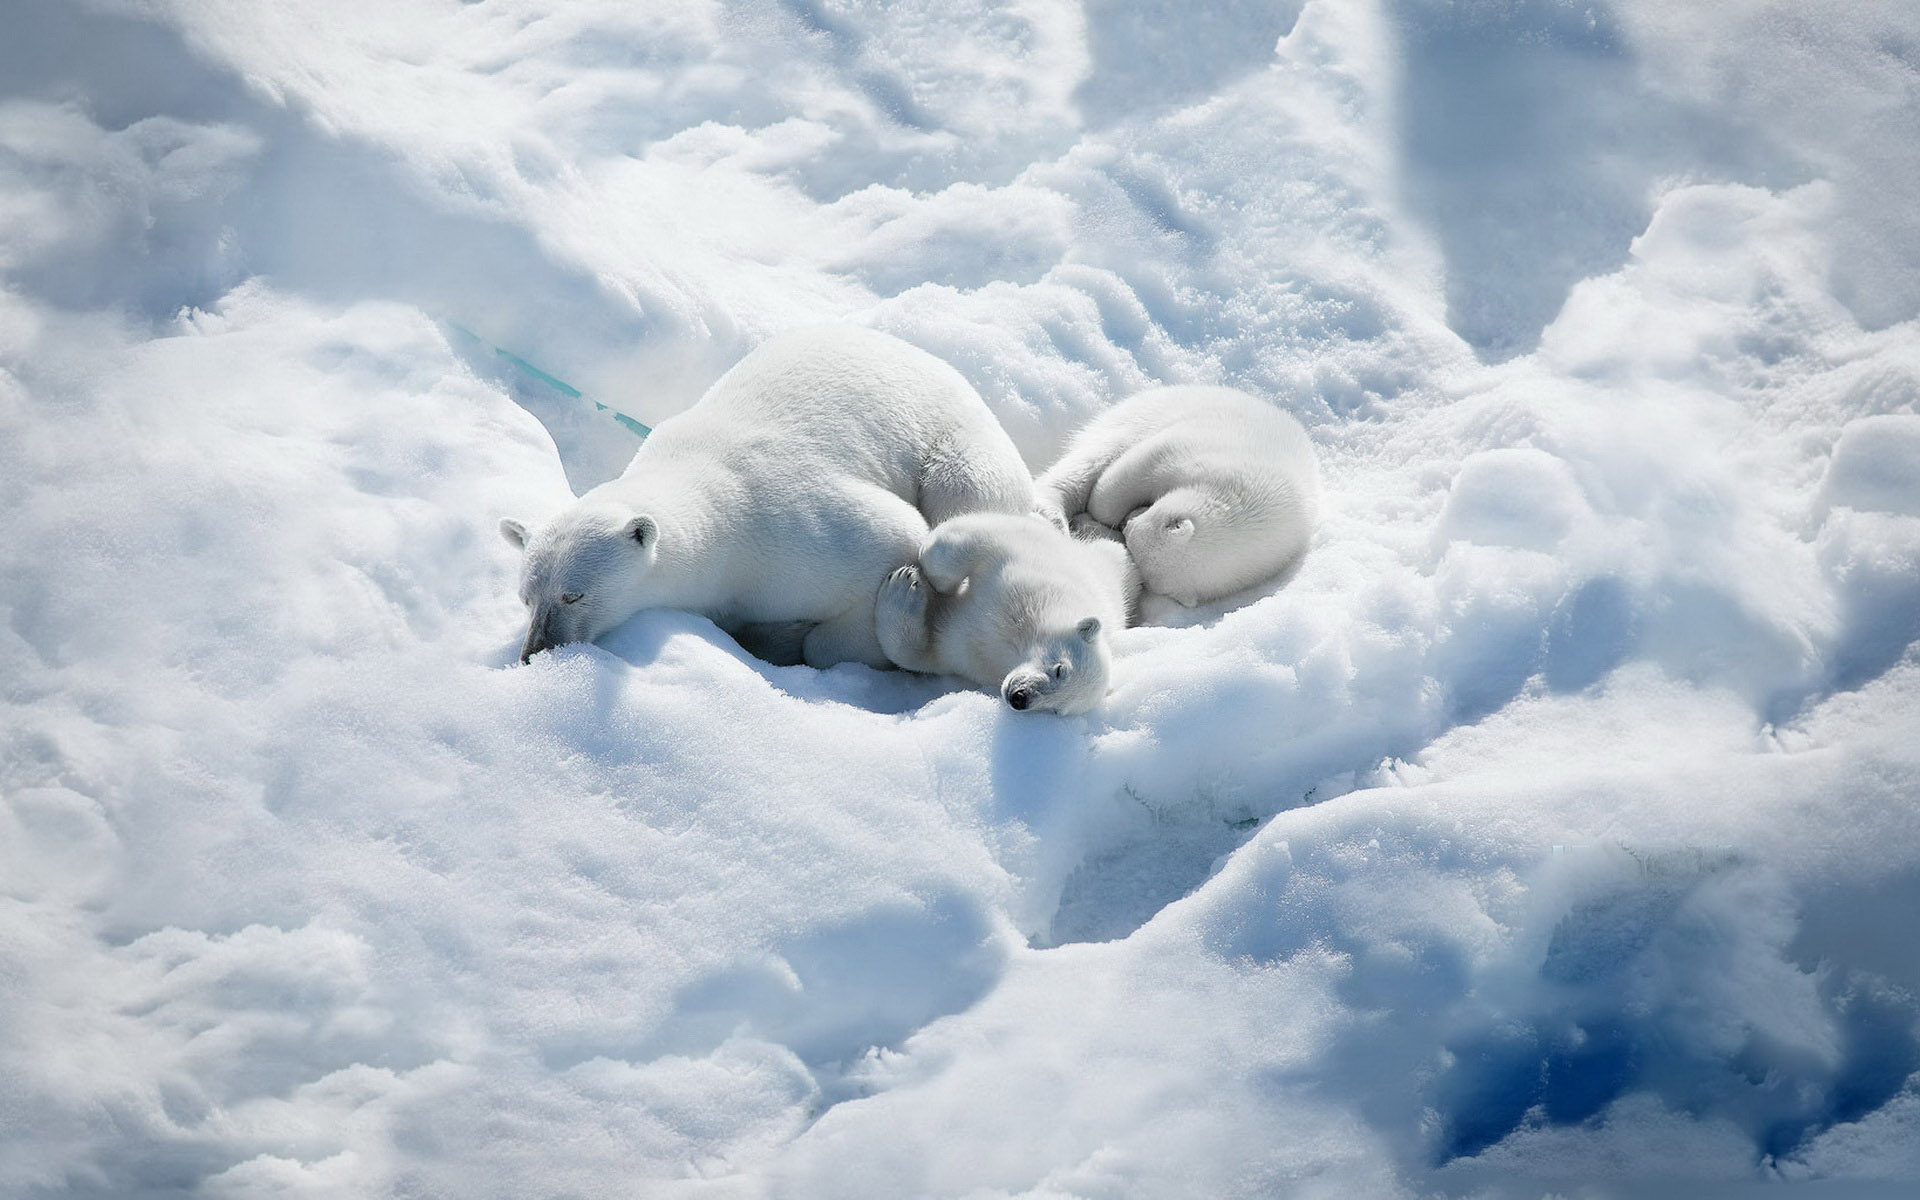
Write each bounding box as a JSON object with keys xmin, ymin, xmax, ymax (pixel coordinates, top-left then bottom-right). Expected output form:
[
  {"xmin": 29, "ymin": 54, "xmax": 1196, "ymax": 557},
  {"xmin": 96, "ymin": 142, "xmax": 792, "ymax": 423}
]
[
  {"xmin": 1006, "ymin": 688, "xmax": 1032, "ymax": 710},
  {"xmin": 519, "ymin": 613, "xmax": 556, "ymax": 664}
]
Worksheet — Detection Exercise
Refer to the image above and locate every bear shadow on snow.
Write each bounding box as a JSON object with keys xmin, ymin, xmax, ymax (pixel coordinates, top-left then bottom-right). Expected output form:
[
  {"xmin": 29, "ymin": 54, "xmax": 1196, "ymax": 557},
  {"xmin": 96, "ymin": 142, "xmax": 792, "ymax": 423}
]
[{"xmin": 560, "ymin": 609, "xmax": 949, "ymax": 718}]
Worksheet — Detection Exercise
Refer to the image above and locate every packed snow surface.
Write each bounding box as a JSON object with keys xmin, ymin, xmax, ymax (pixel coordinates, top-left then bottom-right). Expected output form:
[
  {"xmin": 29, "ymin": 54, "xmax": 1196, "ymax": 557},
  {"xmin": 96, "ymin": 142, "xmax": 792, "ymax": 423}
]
[{"xmin": 4, "ymin": 1, "xmax": 1920, "ymax": 1197}]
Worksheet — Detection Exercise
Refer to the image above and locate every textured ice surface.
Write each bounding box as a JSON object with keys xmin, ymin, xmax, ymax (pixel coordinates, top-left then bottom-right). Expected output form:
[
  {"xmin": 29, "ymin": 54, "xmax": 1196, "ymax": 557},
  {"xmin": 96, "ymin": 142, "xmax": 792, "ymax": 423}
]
[{"xmin": 4, "ymin": 1, "xmax": 1919, "ymax": 1197}]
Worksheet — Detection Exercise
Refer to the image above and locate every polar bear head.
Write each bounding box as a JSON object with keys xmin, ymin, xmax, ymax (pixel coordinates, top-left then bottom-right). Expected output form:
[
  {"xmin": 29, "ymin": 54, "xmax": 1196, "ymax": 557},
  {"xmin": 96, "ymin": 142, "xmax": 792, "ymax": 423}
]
[
  {"xmin": 999, "ymin": 617, "xmax": 1110, "ymax": 716},
  {"xmin": 499, "ymin": 502, "xmax": 659, "ymax": 662}
]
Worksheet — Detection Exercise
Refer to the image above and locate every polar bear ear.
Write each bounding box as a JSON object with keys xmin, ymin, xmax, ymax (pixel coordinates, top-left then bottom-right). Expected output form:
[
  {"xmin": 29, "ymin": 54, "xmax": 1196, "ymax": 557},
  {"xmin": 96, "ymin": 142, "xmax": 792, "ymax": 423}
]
[
  {"xmin": 499, "ymin": 518, "xmax": 528, "ymax": 550},
  {"xmin": 623, "ymin": 515, "xmax": 657, "ymax": 549},
  {"xmin": 1076, "ymin": 617, "xmax": 1102, "ymax": 642}
]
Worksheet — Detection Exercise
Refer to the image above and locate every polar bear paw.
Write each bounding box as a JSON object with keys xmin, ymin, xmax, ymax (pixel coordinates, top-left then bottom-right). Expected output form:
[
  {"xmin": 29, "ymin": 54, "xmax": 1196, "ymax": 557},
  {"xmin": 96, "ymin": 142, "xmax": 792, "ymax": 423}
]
[
  {"xmin": 876, "ymin": 563, "xmax": 934, "ymax": 670},
  {"xmin": 1068, "ymin": 512, "xmax": 1122, "ymax": 543},
  {"xmin": 881, "ymin": 562, "xmax": 926, "ymax": 603}
]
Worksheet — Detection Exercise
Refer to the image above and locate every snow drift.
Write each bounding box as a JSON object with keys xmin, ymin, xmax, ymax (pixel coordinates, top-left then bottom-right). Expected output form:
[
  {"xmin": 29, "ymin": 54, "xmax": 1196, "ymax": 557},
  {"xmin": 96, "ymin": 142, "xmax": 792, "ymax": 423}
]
[{"xmin": 4, "ymin": 1, "xmax": 1919, "ymax": 1197}]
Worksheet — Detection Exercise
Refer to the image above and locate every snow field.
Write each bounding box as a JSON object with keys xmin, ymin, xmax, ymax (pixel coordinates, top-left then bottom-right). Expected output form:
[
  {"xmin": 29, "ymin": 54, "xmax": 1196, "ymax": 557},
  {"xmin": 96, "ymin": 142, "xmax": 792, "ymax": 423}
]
[{"xmin": 4, "ymin": 0, "xmax": 1920, "ymax": 1196}]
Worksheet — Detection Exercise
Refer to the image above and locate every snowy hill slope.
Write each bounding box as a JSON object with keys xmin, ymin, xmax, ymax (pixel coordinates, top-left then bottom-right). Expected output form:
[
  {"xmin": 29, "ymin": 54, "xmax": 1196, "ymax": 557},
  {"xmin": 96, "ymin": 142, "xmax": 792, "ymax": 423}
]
[{"xmin": 4, "ymin": 1, "xmax": 1920, "ymax": 1196}]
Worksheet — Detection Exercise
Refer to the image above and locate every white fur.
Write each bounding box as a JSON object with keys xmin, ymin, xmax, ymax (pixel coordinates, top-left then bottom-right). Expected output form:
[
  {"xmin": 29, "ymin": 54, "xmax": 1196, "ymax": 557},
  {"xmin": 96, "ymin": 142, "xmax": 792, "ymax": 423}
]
[
  {"xmin": 502, "ymin": 326, "xmax": 1033, "ymax": 667},
  {"xmin": 1035, "ymin": 385, "xmax": 1320, "ymax": 607},
  {"xmin": 874, "ymin": 512, "xmax": 1137, "ymax": 715}
]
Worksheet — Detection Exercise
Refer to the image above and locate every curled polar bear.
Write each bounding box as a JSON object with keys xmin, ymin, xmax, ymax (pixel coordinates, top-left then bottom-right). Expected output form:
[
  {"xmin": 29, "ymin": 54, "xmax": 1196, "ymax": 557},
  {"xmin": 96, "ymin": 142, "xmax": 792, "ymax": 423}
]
[
  {"xmin": 1035, "ymin": 385, "xmax": 1320, "ymax": 607},
  {"xmin": 501, "ymin": 326, "xmax": 1033, "ymax": 668},
  {"xmin": 875, "ymin": 512, "xmax": 1137, "ymax": 715}
]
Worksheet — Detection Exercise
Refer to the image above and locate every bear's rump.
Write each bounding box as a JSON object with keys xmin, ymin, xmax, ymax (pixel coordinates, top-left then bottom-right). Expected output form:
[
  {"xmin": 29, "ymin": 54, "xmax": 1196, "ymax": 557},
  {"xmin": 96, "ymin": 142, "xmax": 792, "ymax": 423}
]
[{"xmin": 693, "ymin": 474, "xmax": 925, "ymax": 627}]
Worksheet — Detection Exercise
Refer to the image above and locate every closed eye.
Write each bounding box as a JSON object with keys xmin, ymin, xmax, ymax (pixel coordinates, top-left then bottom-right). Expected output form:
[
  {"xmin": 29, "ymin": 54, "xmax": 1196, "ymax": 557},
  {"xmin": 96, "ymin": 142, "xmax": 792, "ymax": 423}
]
[
  {"xmin": 561, "ymin": 592, "xmax": 584, "ymax": 605},
  {"xmin": 1050, "ymin": 663, "xmax": 1066, "ymax": 681}
]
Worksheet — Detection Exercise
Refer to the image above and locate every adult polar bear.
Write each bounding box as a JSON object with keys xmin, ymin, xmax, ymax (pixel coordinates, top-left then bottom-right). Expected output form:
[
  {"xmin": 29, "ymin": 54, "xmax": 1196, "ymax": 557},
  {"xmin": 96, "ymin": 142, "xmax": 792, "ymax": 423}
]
[
  {"xmin": 500, "ymin": 326, "xmax": 1032, "ymax": 668},
  {"xmin": 1036, "ymin": 385, "xmax": 1320, "ymax": 608}
]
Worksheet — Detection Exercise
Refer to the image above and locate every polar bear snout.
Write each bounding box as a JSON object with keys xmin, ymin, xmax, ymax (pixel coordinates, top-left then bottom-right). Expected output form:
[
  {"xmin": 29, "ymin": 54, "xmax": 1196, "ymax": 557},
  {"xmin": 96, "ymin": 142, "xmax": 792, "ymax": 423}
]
[
  {"xmin": 517, "ymin": 596, "xmax": 602, "ymax": 663},
  {"xmin": 519, "ymin": 606, "xmax": 558, "ymax": 663},
  {"xmin": 1000, "ymin": 664, "xmax": 1101, "ymax": 716},
  {"xmin": 1000, "ymin": 628, "xmax": 1109, "ymax": 716}
]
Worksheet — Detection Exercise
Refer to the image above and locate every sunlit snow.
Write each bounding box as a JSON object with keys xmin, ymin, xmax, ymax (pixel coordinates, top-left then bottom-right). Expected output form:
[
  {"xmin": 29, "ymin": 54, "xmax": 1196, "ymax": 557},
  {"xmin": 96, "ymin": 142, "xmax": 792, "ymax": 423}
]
[{"xmin": 4, "ymin": 1, "xmax": 1919, "ymax": 1197}]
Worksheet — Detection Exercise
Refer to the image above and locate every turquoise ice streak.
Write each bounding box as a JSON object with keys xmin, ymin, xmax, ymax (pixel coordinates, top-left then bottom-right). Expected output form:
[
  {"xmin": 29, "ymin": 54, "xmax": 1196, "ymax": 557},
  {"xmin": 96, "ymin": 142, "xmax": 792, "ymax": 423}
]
[{"xmin": 446, "ymin": 322, "xmax": 652, "ymax": 440}]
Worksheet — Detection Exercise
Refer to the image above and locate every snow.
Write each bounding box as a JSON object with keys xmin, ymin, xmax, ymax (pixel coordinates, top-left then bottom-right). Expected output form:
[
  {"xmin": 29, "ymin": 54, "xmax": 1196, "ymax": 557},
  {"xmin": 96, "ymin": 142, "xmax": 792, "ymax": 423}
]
[{"xmin": 4, "ymin": 0, "xmax": 1919, "ymax": 1196}]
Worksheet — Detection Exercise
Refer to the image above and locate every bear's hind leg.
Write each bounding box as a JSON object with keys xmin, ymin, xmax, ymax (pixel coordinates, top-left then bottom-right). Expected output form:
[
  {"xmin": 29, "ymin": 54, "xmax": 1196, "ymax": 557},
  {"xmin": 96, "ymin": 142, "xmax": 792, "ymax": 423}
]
[
  {"xmin": 803, "ymin": 596, "xmax": 894, "ymax": 670},
  {"xmin": 1087, "ymin": 431, "xmax": 1185, "ymax": 530},
  {"xmin": 1035, "ymin": 427, "xmax": 1127, "ymax": 528},
  {"xmin": 801, "ymin": 484, "xmax": 928, "ymax": 671}
]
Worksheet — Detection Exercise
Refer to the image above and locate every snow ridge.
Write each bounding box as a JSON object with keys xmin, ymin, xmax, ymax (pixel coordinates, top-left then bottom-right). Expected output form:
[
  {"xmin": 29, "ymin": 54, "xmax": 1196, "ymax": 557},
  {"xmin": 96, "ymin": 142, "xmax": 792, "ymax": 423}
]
[{"xmin": 4, "ymin": 0, "xmax": 1920, "ymax": 1196}]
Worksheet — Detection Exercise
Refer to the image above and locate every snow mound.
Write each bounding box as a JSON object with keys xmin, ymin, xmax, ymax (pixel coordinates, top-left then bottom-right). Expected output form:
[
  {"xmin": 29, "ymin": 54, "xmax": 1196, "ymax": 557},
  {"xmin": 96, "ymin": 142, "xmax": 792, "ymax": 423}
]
[{"xmin": 4, "ymin": 0, "xmax": 1920, "ymax": 1197}]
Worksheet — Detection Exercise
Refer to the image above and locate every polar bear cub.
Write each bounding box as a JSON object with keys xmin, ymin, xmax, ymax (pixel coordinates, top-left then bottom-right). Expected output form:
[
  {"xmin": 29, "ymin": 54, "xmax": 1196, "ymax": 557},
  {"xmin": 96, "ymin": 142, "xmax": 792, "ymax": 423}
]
[
  {"xmin": 1035, "ymin": 386, "xmax": 1320, "ymax": 607},
  {"xmin": 875, "ymin": 512, "xmax": 1137, "ymax": 715},
  {"xmin": 500, "ymin": 326, "xmax": 1033, "ymax": 668}
]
